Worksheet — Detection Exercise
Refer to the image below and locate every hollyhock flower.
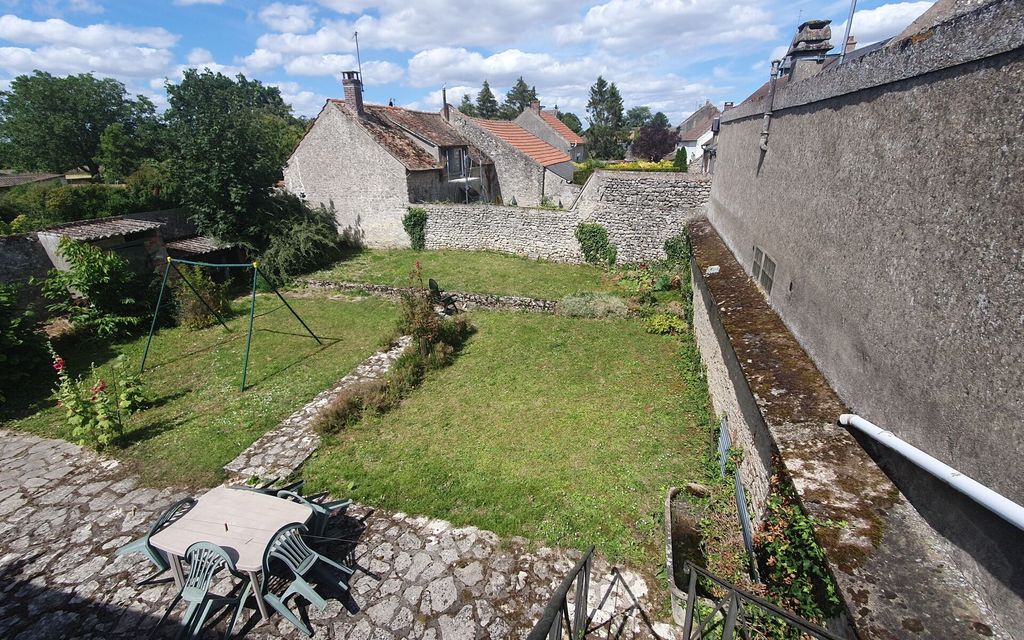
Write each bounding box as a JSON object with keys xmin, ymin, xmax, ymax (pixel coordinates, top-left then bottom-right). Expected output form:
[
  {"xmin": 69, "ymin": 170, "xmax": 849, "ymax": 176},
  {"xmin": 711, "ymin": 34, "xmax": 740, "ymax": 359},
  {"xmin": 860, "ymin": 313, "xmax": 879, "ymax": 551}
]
[
  {"xmin": 53, "ymin": 357, "xmax": 65, "ymax": 372},
  {"xmin": 91, "ymin": 380, "xmax": 107, "ymax": 395}
]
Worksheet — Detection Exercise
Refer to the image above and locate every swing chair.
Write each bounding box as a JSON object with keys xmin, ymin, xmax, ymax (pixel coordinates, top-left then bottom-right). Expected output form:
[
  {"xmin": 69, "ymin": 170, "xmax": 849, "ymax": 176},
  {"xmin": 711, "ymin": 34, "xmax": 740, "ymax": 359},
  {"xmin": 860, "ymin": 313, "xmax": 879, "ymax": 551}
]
[{"xmin": 139, "ymin": 256, "xmax": 321, "ymax": 391}]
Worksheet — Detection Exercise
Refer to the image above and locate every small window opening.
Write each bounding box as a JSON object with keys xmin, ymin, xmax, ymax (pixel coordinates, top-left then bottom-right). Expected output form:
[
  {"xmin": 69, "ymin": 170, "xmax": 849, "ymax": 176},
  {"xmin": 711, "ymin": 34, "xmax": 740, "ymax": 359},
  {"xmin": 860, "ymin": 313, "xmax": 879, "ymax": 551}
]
[{"xmin": 751, "ymin": 246, "xmax": 775, "ymax": 294}]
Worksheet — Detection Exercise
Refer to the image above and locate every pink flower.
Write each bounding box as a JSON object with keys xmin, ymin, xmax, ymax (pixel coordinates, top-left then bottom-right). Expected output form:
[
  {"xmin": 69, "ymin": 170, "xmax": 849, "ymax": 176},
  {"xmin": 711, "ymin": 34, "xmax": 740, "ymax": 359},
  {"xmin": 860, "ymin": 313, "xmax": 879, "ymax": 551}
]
[
  {"xmin": 415, "ymin": 260, "xmax": 422, "ymax": 270},
  {"xmin": 53, "ymin": 357, "xmax": 65, "ymax": 372},
  {"xmin": 91, "ymin": 380, "xmax": 107, "ymax": 395}
]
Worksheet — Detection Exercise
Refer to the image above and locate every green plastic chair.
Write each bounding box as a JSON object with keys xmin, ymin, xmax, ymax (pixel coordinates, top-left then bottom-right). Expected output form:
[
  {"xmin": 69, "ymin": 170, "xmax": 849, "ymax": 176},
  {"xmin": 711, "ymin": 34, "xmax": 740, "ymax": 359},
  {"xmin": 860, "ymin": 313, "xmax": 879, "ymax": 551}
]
[
  {"xmin": 151, "ymin": 541, "xmax": 251, "ymax": 640},
  {"xmin": 115, "ymin": 497, "xmax": 196, "ymax": 585},
  {"xmin": 276, "ymin": 490, "xmax": 352, "ymax": 538},
  {"xmin": 260, "ymin": 523, "xmax": 355, "ymax": 637}
]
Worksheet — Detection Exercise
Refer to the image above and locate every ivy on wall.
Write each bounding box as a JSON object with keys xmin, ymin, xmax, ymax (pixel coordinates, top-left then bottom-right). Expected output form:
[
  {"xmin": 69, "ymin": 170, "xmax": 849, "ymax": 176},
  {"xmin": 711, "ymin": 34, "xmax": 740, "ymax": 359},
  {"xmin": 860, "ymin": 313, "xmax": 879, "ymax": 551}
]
[{"xmin": 403, "ymin": 207, "xmax": 427, "ymax": 250}]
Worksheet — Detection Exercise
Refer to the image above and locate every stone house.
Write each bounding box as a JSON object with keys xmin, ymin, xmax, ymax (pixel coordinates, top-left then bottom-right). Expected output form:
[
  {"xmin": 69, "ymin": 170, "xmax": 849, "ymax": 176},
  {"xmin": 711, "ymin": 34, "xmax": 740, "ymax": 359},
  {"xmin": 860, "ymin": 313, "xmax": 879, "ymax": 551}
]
[
  {"xmin": 447, "ymin": 109, "xmax": 577, "ymax": 207},
  {"xmin": 283, "ymin": 72, "xmax": 496, "ymax": 246},
  {"xmin": 674, "ymin": 100, "xmax": 722, "ymax": 164},
  {"xmin": 514, "ymin": 101, "xmax": 588, "ymax": 162}
]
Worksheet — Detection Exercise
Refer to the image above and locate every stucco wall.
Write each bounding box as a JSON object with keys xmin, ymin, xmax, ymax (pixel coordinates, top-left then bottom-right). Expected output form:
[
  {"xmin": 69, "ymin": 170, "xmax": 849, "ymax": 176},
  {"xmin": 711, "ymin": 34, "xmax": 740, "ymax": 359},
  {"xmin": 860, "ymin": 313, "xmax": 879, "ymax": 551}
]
[
  {"xmin": 707, "ymin": 2, "xmax": 1023, "ymax": 632},
  {"xmin": 284, "ymin": 104, "xmax": 412, "ymax": 247},
  {"xmin": 422, "ymin": 170, "xmax": 712, "ymax": 263}
]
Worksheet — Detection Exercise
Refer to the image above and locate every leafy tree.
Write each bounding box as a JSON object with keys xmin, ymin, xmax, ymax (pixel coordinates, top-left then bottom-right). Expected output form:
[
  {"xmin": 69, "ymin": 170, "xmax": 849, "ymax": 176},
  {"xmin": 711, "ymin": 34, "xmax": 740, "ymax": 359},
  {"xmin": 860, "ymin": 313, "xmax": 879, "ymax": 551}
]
[
  {"xmin": 475, "ymin": 81, "xmax": 500, "ymax": 120},
  {"xmin": 651, "ymin": 111, "xmax": 671, "ymax": 129},
  {"xmin": 672, "ymin": 148, "xmax": 689, "ymax": 171},
  {"xmin": 457, "ymin": 94, "xmax": 477, "ymax": 117},
  {"xmin": 165, "ymin": 69, "xmax": 300, "ymax": 244},
  {"xmin": 556, "ymin": 109, "xmax": 584, "ymax": 134},
  {"xmin": 633, "ymin": 116, "xmax": 679, "ymax": 161},
  {"xmin": 625, "ymin": 106, "xmax": 653, "ymax": 129},
  {"xmin": 0, "ymin": 71, "xmax": 159, "ymax": 176},
  {"xmin": 586, "ymin": 76, "xmax": 625, "ymax": 159},
  {"xmin": 500, "ymin": 76, "xmax": 538, "ymax": 118}
]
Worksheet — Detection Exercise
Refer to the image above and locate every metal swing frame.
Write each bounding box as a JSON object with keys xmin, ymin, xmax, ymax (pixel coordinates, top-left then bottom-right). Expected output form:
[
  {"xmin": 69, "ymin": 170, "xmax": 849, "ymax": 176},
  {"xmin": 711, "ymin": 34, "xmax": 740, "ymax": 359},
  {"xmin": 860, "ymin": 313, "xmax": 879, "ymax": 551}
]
[{"xmin": 139, "ymin": 256, "xmax": 322, "ymax": 391}]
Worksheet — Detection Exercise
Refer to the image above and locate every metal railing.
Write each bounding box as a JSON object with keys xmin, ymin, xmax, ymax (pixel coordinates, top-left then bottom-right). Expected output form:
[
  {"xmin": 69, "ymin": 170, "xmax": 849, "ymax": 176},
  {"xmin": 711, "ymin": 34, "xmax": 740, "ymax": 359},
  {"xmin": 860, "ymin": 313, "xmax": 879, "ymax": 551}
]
[
  {"xmin": 681, "ymin": 561, "xmax": 843, "ymax": 640},
  {"xmin": 526, "ymin": 546, "xmax": 593, "ymax": 640}
]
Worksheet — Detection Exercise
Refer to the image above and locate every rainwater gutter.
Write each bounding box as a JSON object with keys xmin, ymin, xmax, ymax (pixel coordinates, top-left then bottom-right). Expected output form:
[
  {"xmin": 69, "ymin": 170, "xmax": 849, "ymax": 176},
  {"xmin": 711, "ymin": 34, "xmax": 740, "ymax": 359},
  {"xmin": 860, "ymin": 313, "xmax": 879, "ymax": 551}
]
[
  {"xmin": 759, "ymin": 60, "xmax": 781, "ymax": 151},
  {"xmin": 839, "ymin": 413, "xmax": 1024, "ymax": 531}
]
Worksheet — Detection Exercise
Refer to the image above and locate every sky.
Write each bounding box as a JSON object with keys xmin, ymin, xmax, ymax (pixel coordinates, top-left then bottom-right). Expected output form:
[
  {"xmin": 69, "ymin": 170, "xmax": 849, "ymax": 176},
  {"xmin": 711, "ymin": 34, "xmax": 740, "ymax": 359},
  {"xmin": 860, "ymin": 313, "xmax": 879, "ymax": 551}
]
[{"xmin": 0, "ymin": 0, "xmax": 935, "ymax": 125}]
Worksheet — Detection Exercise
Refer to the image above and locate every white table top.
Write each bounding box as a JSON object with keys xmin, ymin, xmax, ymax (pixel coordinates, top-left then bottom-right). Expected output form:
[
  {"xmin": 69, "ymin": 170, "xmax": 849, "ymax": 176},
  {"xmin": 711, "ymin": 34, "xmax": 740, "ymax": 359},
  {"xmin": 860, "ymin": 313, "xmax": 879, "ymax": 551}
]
[{"xmin": 149, "ymin": 485, "xmax": 312, "ymax": 572}]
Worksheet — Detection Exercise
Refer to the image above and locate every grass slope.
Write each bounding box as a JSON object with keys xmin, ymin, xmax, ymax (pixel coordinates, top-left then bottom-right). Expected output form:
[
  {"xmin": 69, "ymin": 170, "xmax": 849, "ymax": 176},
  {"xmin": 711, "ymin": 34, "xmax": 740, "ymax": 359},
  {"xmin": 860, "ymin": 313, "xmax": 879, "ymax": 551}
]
[
  {"xmin": 311, "ymin": 249, "xmax": 613, "ymax": 300},
  {"xmin": 5, "ymin": 295, "xmax": 396, "ymax": 487},
  {"xmin": 304, "ymin": 310, "xmax": 713, "ymax": 569}
]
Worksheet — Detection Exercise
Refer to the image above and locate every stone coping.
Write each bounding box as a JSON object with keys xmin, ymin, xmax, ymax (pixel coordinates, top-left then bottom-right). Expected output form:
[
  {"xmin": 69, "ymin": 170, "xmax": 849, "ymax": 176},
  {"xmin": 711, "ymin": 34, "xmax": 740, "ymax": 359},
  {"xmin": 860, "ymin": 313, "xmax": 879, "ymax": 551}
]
[
  {"xmin": 688, "ymin": 218, "xmax": 1003, "ymax": 639},
  {"xmin": 722, "ymin": 0, "xmax": 1024, "ymax": 123},
  {"xmin": 300, "ymin": 280, "xmax": 559, "ymax": 313}
]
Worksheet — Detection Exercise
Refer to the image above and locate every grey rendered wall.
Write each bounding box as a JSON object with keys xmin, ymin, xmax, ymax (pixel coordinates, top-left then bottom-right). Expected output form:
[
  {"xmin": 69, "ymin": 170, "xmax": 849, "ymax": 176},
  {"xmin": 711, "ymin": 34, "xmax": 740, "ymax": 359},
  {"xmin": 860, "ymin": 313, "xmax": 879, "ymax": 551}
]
[
  {"xmin": 447, "ymin": 111, "xmax": 546, "ymax": 207},
  {"xmin": 284, "ymin": 105, "xmax": 411, "ymax": 247}
]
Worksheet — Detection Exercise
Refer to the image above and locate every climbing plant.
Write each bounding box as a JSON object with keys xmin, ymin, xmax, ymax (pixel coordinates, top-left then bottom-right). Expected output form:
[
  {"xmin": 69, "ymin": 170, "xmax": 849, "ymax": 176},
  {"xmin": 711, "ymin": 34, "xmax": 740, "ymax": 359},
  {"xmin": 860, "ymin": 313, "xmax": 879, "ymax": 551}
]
[
  {"xmin": 403, "ymin": 207, "xmax": 428, "ymax": 250},
  {"xmin": 574, "ymin": 222, "xmax": 617, "ymax": 267}
]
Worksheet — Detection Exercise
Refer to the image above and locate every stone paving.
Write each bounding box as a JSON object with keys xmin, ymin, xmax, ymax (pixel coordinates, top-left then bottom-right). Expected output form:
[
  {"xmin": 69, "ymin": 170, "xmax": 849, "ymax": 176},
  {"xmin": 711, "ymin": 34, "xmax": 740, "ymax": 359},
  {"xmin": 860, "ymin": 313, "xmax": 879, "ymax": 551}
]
[
  {"xmin": 0, "ymin": 430, "xmax": 677, "ymax": 639},
  {"xmin": 301, "ymin": 280, "xmax": 559, "ymax": 314},
  {"xmin": 224, "ymin": 336, "xmax": 413, "ymax": 482}
]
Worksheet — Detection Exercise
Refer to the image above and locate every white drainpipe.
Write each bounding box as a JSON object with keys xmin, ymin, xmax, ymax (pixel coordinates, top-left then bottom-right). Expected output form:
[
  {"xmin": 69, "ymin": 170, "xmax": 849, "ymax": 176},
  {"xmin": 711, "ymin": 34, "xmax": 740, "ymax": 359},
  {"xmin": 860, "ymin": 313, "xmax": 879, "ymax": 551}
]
[{"xmin": 839, "ymin": 413, "xmax": 1024, "ymax": 531}]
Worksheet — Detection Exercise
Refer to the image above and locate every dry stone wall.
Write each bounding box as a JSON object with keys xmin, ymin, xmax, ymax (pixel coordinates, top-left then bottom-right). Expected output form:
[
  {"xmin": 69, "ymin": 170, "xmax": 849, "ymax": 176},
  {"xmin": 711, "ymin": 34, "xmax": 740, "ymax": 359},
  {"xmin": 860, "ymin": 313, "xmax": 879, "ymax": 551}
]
[{"xmin": 424, "ymin": 170, "xmax": 711, "ymax": 264}]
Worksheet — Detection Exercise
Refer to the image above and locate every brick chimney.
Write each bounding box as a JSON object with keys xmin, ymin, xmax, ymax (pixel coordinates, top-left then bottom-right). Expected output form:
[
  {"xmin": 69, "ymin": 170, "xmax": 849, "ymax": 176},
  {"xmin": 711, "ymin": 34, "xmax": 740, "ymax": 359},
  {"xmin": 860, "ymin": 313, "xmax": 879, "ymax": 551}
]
[
  {"xmin": 845, "ymin": 35, "xmax": 857, "ymax": 54},
  {"xmin": 341, "ymin": 70, "xmax": 364, "ymax": 116},
  {"xmin": 530, "ymin": 99, "xmax": 541, "ymax": 113},
  {"xmin": 723, "ymin": 101, "xmax": 735, "ymax": 111}
]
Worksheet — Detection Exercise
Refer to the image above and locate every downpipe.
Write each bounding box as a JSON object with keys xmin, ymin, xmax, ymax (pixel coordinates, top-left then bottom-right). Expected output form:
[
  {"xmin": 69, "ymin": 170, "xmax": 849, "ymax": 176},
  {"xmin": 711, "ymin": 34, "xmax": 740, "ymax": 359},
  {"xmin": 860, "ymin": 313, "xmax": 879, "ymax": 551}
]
[
  {"xmin": 759, "ymin": 60, "xmax": 781, "ymax": 151},
  {"xmin": 839, "ymin": 413, "xmax": 1024, "ymax": 531}
]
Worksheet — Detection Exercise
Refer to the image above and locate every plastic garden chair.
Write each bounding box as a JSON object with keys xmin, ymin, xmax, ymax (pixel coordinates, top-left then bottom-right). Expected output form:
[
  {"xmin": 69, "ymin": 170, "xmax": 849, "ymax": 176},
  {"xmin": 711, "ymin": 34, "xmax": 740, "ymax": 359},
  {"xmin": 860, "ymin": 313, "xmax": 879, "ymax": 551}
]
[
  {"xmin": 260, "ymin": 523, "xmax": 355, "ymax": 637},
  {"xmin": 428, "ymin": 278, "xmax": 458, "ymax": 315},
  {"xmin": 276, "ymin": 490, "xmax": 352, "ymax": 538},
  {"xmin": 151, "ymin": 542, "xmax": 252, "ymax": 640},
  {"xmin": 115, "ymin": 497, "xmax": 196, "ymax": 586}
]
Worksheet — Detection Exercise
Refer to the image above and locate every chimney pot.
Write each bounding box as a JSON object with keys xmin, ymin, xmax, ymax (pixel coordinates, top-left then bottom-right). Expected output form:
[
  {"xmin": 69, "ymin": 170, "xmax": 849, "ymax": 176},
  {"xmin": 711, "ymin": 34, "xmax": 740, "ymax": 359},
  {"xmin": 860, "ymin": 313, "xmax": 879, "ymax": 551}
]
[
  {"xmin": 845, "ymin": 35, "xmax": 857, "ymax": 54},
  {"xmin": 341, "ymin": 70, "xmax": 364, "ymax": 116},
  {"xmin": 530, "ymin": 100, "xmax": 540, "ymax": 112},
  {"xmin": 723, "ymin": 101, "xmax": 734, "ymax": 111}
]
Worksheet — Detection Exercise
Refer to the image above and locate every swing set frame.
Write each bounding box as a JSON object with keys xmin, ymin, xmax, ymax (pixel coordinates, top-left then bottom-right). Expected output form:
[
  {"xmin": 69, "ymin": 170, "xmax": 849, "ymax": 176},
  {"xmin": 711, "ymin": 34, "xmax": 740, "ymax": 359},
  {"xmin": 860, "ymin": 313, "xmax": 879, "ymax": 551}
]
[{"xmin": 139, "ymin": 256, "xmax": 321, "ymax": 391}]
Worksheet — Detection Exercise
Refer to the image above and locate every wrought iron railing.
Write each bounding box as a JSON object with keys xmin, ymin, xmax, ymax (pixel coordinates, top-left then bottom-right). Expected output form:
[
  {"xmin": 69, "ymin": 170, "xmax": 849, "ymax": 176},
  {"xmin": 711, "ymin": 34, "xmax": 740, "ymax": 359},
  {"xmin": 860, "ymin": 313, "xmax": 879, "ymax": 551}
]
[
  {"xmin": 681, "ymin": 561, "xmax": 843, "ymax": 640},
  {"xmin": 526, "ymin": 546, "xmax": 593, "ymax": 640}
]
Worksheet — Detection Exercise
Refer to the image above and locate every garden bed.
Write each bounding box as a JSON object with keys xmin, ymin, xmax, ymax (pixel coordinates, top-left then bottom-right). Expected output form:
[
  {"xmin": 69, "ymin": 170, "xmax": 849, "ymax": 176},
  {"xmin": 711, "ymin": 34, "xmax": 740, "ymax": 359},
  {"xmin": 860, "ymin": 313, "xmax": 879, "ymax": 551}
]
[{"xmin": 2, "ymin": 294, "xmax": 397, "ymax": 487}]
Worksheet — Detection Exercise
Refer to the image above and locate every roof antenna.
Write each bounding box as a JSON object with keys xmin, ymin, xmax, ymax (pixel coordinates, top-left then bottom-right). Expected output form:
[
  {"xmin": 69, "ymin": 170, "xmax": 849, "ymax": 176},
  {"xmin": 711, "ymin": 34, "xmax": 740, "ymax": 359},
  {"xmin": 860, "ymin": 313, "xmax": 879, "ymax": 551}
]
[
  {"xmin": 353, "ymin": 31, "xmax": 364, "ymax": 94},
  {"xmin": 838, "ymin": 0, "xmax": 858, "ymax": 63}
]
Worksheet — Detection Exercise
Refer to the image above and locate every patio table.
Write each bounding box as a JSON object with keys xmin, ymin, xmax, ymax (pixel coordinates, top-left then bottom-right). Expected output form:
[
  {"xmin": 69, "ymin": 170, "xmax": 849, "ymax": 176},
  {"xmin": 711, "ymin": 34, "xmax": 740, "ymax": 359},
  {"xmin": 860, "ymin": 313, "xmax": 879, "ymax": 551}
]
[{"xmin": 149, "ymin": 485, "xmax": 313, "ymax": 622}]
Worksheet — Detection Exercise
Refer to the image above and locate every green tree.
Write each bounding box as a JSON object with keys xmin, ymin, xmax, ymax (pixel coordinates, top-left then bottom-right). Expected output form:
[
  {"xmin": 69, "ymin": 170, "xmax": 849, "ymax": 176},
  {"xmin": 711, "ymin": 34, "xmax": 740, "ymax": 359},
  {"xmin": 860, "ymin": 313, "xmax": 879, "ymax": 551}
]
[
  {"xmin": 165, "ymin": 69, "xmax": 300, "ymax": 244},
  {"xmin": 625, "ymin": 105, "xmax": 653, "ymax": 129},
  {"xmin": 586, "ymin": 76, "xmax": 625, "ymax": 159},
  {"xmin": 0, "ymin": 71, "xmax": 159, "ymax": 176},
  {"xmin": 556, "ymin": 110, "xmax": 584, "ymax": 134},
  {"xmin": 500, "ymin": 76, "xmax": 538, "ymax": 118},
  {"xmin": 651, "ymin": 111, "xmax": 671, "ymax": 129},
  {"xmin": 633, "ymin": 117, "xmax": 679, "ymax": 161},
  {"xmin": 475, "ymin": 80, "xmax": 500, "ymax": 120},
  {"xmin": 672, "ymin": 148, "xmax": 689, "ymax": 171},
  {"xmin": 457, "ymin": 94, "xmax": 477, "ymax": 117}
]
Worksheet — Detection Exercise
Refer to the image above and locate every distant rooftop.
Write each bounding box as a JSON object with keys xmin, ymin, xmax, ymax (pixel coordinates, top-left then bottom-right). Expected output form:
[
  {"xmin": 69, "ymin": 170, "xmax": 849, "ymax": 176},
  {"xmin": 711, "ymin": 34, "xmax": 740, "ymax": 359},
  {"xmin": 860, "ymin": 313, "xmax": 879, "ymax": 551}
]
[
  {"xmin": 470, "ymin": 119, "xmax": 571, "ymax": 167},
  {"xmin": 40, "ymin": 217, "xmax": 164, "ymax": 241},
  {"xmin": 0, "ymin": 173, "xmax": 63, "ymax": 189},
  {"xmin": 165, "ymin": 235, "xmax": 228, "ymax": 256},
  {"xmin": 539, "ymin": 110, "xmax": 585, "ymax": 145}
]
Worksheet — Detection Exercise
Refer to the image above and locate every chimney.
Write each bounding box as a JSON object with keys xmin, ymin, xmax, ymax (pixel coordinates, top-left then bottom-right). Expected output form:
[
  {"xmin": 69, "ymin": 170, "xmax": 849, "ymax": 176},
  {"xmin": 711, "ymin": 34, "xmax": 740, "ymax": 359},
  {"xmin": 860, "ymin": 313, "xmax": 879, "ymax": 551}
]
[
  {"xmin": 845, "ymin": 35, "xmax": 857, "ymax": 54},
  {"xmin": 723, "ymin": 101, "xmax": 734, "ymax": 111},
  {"xmin": 785, "ymin": 20, "xmax": 834, "ymax": 82},
  {"xmin": 442, "ymin": 86, "xmax": 449, "ymax": 121},
  {"xmin": 530, "ymin": 99, "xmax": 540, "ymax": 113},
  {"xmin": 341, "ymin": 70, "xmax": 363, "ymax": 116}
]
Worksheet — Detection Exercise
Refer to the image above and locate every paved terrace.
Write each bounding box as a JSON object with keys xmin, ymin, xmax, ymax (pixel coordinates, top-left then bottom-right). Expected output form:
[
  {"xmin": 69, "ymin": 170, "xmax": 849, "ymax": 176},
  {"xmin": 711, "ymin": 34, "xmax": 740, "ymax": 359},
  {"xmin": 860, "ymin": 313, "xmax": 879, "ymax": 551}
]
[{"xmin": 0, "ymin": 430, "xmax": 675, "ymax": 639}]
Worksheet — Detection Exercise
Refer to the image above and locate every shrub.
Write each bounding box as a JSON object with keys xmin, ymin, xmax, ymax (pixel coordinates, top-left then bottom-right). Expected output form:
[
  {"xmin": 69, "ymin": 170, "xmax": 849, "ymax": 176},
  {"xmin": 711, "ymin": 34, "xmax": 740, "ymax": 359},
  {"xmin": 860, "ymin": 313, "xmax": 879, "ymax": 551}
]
[
  {"xmin": 49, "ymin": 345, "xmax": 146, "ymax": 449},
  {"xmin": 555, "ymin": 293, "xmax": 628, "ymax": 319},
  {"xmin": 571, "ymin": 158, "xmax": 607, "ymax": 185},
  {"xmin": 0, "ymin": 282, "xmax": 46, "ymax": 403},
  {"xmin": 664, "ymin": 231, "xmax": 691, "ymax": 264},
  {"xmin": 646, "ymin": 313, "xmax": 688, "ymax": 335},
  {"xmin": 38, "ymin": 237, "xmax": 155, "ymax": 338},
  {"xmin": 403, "ymin": 207, "xmax": 428, "ymax": 250},
  {"xmin": 256, "ymin": 193, "xmax": 349, "ymax": 285},
  {"xmin": 172, "ymin": 264, "xmax": 231, "ymax": 330},
  {"xmin": 672, "ymin": 148, "xmax": 689, "ymax": 172},
  {"xmin": 575, "ymin": 223, "xmax": 617, "ymax": 267},
  {"xmin": 605, "ymin": 160, "xmax": 680, "ymax": 172}
]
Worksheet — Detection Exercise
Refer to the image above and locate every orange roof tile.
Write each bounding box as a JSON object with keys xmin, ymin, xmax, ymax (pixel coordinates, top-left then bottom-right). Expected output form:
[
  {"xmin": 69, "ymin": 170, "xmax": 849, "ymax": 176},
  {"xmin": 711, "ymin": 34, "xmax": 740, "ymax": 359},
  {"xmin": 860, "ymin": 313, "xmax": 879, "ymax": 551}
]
[
  {"xmin": 538, "ymin": 110, "xmax": 585, "ymax": 145},
  {"xmin": 472, "ymin": 119, "xmax": 571, "ymax": 167}
]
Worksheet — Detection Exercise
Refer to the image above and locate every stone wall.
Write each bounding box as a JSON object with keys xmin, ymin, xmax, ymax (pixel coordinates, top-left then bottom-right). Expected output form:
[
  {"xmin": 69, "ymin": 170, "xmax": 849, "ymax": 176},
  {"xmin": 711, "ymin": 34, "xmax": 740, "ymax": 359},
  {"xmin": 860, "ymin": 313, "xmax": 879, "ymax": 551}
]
[
  {"xmin": 284, "ymin": 103, "xmax": 412, "ymax": 247},
  {"xmin": 421, "ymin": 170, "xmax": 711, "ymax": 263},
  {"xmin": 447, "ymin": 110, "xmax": 546, "ymax": 207},
  {"xmin": 707, "ymin": 1, "xmax": 1023, "ymax": 633}
]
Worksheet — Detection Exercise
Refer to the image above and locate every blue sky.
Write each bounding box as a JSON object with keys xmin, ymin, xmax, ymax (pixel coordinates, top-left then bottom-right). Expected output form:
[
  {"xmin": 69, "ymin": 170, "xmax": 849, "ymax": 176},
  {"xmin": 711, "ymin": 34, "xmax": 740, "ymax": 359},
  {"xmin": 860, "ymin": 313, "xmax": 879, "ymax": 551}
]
[{"xmin": 0, "ymin": 0, "xmax": 934, "ymax": 125}]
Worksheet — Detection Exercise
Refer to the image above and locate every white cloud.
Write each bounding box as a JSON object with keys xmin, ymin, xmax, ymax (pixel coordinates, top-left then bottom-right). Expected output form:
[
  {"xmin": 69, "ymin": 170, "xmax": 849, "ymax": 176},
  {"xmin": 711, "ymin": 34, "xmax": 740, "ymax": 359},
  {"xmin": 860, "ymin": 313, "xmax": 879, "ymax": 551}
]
[
  {"xmin": 283, "ymin": 52, "xmax": 356, "ymax": 75},
  {"xmin": 834, "ymin": 1, "xmax": 933, "ymax": 46},
  {"xmin": 271, "ymin": 80, "xmax": 326, "ymax": 116},
  {"xmin": 173, "ymin": 48, "xmax": 245, "ymax": 77},
  {"xmin": 407, "ymin": 47, "xmax": 591, "ymax": 89},
  {"xmin": 259, "ymin": 3, "xmax": 316, "ymax": 33},
  {"xmin": 555, "ymin": 0, "xmax": 778, "ymax": 52},
  {"xmin": 256, "ymin": 20, "xmax": 356, "ymax": 55},
  {"xmin": 31, "ymin": 0, "xmax": 104, "ymax": 15},
  {"xmin": 0, "ymin": 14, "xmax": 178, "ymax": 48},
  {"xmin": 360, "ymin": 59, "xmax": 403, "ymax": 84},
  {"xmin": 0, "ymin": 44, "xmax": 172, "ymax": 77},
  {"xmin": 239, "ymin": 48, "xmax": 283, "ymax": 71}
]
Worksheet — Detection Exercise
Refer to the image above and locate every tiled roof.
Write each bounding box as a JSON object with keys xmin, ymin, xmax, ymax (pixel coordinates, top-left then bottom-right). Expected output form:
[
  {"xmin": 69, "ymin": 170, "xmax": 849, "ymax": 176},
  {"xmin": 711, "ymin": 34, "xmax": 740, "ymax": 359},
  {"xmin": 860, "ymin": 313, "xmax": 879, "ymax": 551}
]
[
  {"xmin": 0, "ymin": 173, "xmax": 62, "ymax": 188},
  {"xmin": 165, "ymin": 236, "xmax": 228, "ymax": 255},
  {"xmin": 538, "ymin": 110, "xmax": 585, "ymax": 145},
  {"xmin": 678, "ymin": 112, "xmax": 717, "ymax": 143},
  {"xmin": 740, "ymin": 75, "xmax": 790, "ymax": 106},
  {"xmin": 471, "ymin": 119, "xmax": 571, "ymax": 167},
  {"xmin": 368, "ymin": 105, "xmax": 466, "ymax": 147},
  {"xmin": 42, "ymin": 217, "xmax": 164, "ymax": 241},
  {"xmin": 330, "ymin": 100, "xmax": 441, "ymax": 171}
]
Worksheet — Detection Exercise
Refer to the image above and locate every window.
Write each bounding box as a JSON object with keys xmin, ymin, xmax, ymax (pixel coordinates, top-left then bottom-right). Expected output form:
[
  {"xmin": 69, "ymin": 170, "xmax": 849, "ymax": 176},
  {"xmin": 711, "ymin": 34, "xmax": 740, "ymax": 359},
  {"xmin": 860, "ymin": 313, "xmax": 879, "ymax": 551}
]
[
  {"xmin": 445, "ymin": 148, "xmax": 465, "ymax": 177},
  {"xmin": 751, "ymin": 246, "xmax": 776, "ymax": 294}
]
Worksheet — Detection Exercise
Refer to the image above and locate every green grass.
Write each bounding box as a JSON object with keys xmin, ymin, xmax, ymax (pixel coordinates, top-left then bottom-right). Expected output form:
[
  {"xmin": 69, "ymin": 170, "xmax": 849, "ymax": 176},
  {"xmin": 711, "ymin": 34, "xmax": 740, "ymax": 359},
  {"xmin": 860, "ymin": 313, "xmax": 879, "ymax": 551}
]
[
  {"xmin": 304, "ymin": 310, "xmax": 713, "ymax": 570},
  {"xmin": 310, "ymin": 249, "xmax": 613, "ymax": 300},
  {"xmin": 4, "ymin": 294, "xmax": 397, "ymax": 487}
]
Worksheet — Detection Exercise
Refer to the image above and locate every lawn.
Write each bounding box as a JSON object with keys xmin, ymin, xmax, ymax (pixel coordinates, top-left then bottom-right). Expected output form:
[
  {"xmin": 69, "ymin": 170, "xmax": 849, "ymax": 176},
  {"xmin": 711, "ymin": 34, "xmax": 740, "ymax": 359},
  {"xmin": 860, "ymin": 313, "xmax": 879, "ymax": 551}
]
[
  {"xmin": 309, "ymin": 248, "xmax": 614, "ymax": 300},
  {"xmin": 4, "ymin": 294, "xmax": 397, "ymax": 487},
  {"xmin": 303, "ymin": 310, "xmax": 713, "ymax": 570}
]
